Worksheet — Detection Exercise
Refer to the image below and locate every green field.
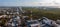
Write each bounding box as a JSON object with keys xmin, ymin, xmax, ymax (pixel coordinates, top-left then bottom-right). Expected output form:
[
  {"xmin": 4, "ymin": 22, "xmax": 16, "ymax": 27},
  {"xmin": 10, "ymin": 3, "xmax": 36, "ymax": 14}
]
[{"xmin": 22, "ymin": 7, "xmax": 60, "ymax": 20}]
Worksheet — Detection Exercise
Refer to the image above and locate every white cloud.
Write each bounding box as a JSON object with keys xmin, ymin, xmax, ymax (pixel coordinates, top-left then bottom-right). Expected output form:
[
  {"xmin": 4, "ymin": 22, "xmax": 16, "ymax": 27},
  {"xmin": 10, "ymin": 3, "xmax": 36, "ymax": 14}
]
[{"xmin": 20, "ymin": 0, "xmax": 60, "ymax": 6}]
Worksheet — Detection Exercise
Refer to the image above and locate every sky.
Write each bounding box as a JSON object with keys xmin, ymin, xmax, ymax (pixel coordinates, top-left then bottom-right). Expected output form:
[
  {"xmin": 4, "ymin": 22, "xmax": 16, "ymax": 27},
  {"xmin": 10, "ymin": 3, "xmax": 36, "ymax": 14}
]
[{"xmin": 0, "ymin": 0, "xmax": 60, "ymax": 6}]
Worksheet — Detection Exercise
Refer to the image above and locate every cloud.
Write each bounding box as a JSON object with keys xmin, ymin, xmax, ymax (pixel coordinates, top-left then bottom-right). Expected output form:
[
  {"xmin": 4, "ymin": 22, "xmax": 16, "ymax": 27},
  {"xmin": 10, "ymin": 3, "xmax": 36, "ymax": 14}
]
[
  {"xmin": 0, "ymin": 0, "xmax": 60, "ymax": 6},
  {"xmin": 19, "ymin": 0, "xmax": 60, "ymax": 6}
]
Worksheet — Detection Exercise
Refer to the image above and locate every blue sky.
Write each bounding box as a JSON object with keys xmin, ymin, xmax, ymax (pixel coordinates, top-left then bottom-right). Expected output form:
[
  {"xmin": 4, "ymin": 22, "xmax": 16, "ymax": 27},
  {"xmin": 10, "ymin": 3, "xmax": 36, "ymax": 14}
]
[
  {"xmin": 0, "ymin": 0, "xmax": 60, "ymax": 6},
  {"xmin": 0, "ymin": 0, "xmax": 19, "ymax": 6},
  {"xmin": 0, "ymin": 0, "xmax": 42, "ymax": 6}
]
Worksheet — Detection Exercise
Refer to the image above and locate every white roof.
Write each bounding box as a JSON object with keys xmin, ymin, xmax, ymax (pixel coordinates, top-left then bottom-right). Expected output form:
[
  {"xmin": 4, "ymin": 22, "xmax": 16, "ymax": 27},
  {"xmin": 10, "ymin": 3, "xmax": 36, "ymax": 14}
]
[{"xmin": 30, "ymin": 24, "xmax": 40, "ymax": 26}]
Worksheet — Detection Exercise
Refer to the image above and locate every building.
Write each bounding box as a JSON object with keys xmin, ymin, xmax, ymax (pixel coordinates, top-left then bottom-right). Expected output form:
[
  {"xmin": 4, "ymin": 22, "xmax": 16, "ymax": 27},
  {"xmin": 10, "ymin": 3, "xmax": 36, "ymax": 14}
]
[{"xmin": 0, "ymin": 7, "xmax": 23, "ymax": 15}]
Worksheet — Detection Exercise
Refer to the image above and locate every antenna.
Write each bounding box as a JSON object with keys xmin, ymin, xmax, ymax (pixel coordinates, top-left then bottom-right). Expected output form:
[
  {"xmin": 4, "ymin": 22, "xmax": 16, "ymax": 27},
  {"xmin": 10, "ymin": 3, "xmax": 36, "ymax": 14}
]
[{"xmin": 31, "ymin": 10, "xmax": 33, "ymax": 21}]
